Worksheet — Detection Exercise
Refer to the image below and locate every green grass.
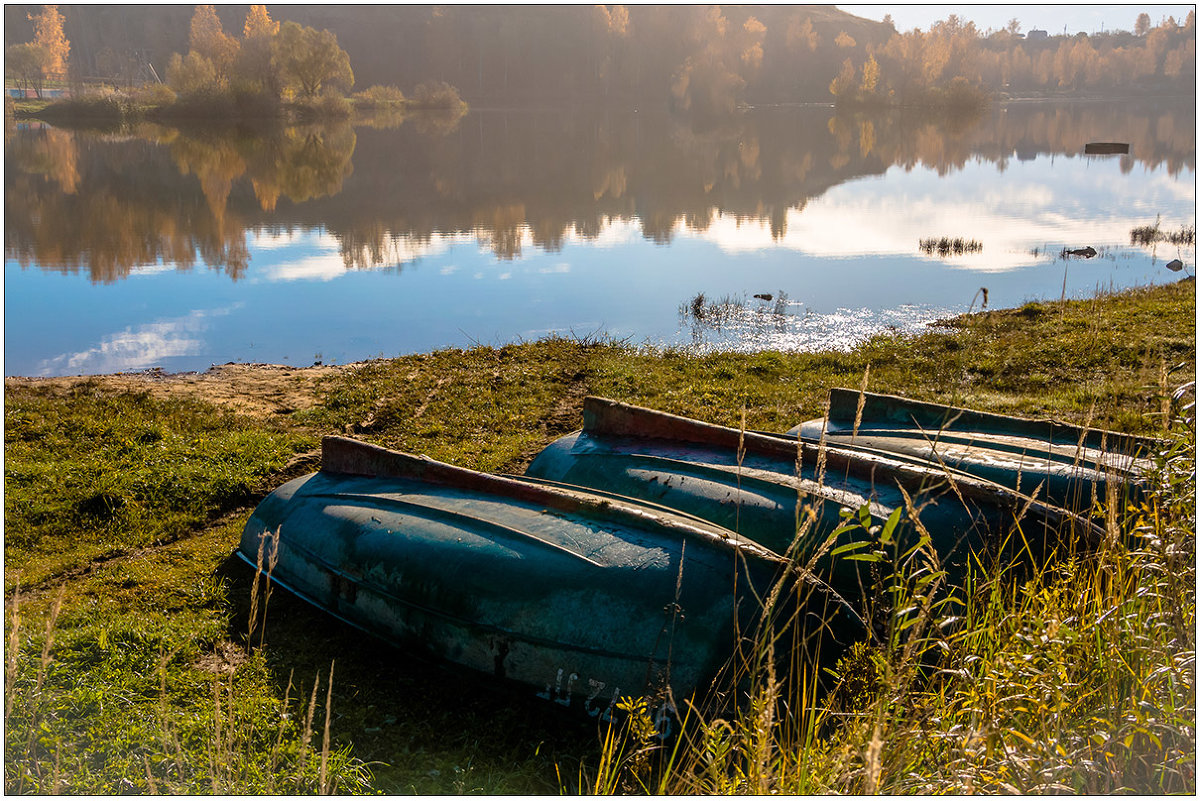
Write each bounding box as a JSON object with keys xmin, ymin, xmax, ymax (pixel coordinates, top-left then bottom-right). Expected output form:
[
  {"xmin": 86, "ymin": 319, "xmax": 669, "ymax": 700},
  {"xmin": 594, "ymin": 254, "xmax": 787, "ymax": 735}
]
[
  {"xmin": 4, "ymin": 384, "xmax": 310, "ymax": 591},
  {"xmin": 4, "ymin": 279, "xmax": 1195, "ymax": 793}
]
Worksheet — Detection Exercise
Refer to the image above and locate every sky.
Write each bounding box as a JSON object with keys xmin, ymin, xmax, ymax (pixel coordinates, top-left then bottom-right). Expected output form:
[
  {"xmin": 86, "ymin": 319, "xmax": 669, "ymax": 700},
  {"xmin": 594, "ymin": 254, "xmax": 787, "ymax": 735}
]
[{"xmin": 838, "ymin": 5, "xmax": 1195, "ymax": 35}]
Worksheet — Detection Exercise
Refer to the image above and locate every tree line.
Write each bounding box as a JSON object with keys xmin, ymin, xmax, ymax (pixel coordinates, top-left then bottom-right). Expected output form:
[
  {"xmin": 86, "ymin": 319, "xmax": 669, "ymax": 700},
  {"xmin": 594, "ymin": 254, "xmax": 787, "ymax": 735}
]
[
  {"xmin": 5, "ymin": 4, "xmax": 466, "ymax": 117},
  {"xmin": 831, "ymin": 12, "xmax": 1196, "ymax": 106},
  {"xmin": 6, "ymin": 6, "xmax": 1195, "ymax": 116}
]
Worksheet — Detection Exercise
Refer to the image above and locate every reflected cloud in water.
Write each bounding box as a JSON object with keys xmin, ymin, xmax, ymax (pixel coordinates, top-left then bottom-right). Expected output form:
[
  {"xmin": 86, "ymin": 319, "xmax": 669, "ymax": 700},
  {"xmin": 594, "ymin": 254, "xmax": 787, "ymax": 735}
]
[
  {"xmin": 678, "ymin": 158, "xmax": 1186, "ymax": 273},
  {"xmin": 35, "ymin": 305, "xmax": 240, "ymax": 377},
  {"xmin": 253, "ymin": 228, "xmax": 475, "ymax": 281},
  {"xmin": 262, "ymin": 250, "xmax": 348, "ymax": 283}
]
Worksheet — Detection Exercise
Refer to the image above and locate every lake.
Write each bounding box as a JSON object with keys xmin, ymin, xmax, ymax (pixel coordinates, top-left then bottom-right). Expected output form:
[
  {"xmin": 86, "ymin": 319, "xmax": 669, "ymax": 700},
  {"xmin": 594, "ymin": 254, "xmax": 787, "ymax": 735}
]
[{"xmin": 3, "ymin": 98, "xmax": 1195, "ymax": 377}]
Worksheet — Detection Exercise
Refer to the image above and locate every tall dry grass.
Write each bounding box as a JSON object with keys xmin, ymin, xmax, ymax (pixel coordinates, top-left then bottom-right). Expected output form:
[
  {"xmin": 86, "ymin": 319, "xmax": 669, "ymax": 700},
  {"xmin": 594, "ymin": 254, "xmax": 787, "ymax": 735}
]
[{"xmin": 579, "ymin": 382, "xmax": 1195, "ymax": 795}]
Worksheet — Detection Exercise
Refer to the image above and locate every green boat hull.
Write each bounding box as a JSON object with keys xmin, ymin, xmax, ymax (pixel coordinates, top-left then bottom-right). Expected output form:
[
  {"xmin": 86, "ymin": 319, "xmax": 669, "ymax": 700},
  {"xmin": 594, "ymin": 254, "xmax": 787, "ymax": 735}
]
[
  {"xmin": 525, "ymin": 398, "xmax": 1098, "ymax": 596},
  {"xmin": 789, "ymin": 388, "xmax": 1154, "ymax": 514},
  {"xmin": 239, "ymin": 436, "xmax": 797, "ymax": 726}
]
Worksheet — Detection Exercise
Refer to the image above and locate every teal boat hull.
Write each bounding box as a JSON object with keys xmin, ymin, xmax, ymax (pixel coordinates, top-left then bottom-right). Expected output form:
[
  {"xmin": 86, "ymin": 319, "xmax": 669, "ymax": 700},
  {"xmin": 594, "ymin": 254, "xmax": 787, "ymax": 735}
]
[
  {"xmin": 239, "ymin": 436, "xmax": 799, "ymax": 725},
  {"xmin": 525, "ymin": 398, "xmax": 1098, "ymax": 596},
  {"xmin": 789, "ymin": 388, "xmax": 1154, "ymax": 514}
]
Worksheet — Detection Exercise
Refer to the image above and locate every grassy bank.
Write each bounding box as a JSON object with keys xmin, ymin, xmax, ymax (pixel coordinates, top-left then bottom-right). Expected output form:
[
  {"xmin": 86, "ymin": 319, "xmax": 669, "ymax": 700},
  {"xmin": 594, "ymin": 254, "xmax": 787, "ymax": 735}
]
[
  {"xmin": 4, "ymin": 279, "xmax": 1195, "ymax": 793},
  {"xmin": 11, "ymin": 81, "xmax": 467, "ymax": 129}
]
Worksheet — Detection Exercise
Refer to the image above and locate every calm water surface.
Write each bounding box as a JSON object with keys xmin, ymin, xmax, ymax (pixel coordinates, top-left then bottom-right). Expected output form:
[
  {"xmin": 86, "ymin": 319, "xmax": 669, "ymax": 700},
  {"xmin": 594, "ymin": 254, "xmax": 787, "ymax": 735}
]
[{"xmin": 4, "ymin": 99, "xmax": 1195, "ymax": 377}]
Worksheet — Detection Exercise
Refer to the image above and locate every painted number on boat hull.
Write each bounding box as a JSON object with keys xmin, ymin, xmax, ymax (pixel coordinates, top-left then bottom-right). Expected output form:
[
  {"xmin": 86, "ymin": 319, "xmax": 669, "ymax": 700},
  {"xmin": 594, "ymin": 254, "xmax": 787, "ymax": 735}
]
[{"xmin": 537, "ymin": 667, "xmax": 620, "ymax": 721}]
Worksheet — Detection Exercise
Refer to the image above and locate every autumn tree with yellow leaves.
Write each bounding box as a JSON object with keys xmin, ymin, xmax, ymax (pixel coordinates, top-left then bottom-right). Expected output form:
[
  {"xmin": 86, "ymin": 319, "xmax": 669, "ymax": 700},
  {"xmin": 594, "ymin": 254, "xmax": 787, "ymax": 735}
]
[
  {"xmin": 163, "ymin": 5, "xmax": 354, "ymax": 107},
  {"xmin": 189, "ymin": 4, "xmax": 239, "ymax": 79},
  {"xmin": 5, "ymin": 5, "xmax": 69, "ymax": 97},
  {"xmin": 166, "ymin": 5, "xmax": 239, "ymax": 94},
  {"xmin": 30, "ymin": 5, "xmax": 69, "ymax": 80},
  {"xmin": 237, "ymin": 5, "xmax": 281, "ymax": 94},
  {"xmin": 670, "ymin": 6, "xmax": 767, "ymax": 118}
]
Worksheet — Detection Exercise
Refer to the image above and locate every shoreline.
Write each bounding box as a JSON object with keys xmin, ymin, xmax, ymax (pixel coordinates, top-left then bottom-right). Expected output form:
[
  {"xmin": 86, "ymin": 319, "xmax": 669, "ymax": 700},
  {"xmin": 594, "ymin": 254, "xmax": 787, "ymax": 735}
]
[{"xmin": 5, "ymin": 279, "xmax": 1194, "ymax": 429}]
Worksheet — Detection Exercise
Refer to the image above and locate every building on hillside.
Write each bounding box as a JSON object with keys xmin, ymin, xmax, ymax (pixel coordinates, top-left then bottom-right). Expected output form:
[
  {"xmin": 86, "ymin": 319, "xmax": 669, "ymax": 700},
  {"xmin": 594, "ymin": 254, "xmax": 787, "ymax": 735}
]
[{"xmin": 1028, "ymin": 29, "xmax": 1049, "ymax": 40}]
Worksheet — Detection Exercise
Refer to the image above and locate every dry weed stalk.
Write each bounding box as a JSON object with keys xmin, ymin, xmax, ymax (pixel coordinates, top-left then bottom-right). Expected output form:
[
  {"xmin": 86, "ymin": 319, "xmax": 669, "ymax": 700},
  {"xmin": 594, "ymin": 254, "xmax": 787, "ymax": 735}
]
[
  {"xmin": 4, "ymin": 578, "xmax": 22, "ymax": 729},
  {"xmin": 320, "ymin": 660, "xmax": 335, "ymax": 794},
  {"xmin": 248, "ymin": 526, "xmax": 281, "ymax": 651}
]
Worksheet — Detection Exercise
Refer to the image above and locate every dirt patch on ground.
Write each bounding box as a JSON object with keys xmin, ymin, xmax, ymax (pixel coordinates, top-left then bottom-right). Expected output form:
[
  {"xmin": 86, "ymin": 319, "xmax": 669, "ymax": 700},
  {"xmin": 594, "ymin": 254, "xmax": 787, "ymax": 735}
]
[{"xmin": 4, "ymin": 362, "xmax": 363, "ymax": 420}]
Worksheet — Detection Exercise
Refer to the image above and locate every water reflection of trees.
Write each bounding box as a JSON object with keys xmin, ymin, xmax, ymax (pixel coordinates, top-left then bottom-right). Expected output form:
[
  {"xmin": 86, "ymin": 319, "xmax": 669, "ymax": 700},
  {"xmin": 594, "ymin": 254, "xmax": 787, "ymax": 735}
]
[
  {"xmin": 324, "ymin": 100, "xmax": 1193, "ymax": 268},
  {"xmin": 5, "ymin": 121, "xmax": 355, "ymax": 282},
  {"xmin": 863, "ymin": 102, "xmax": 1196, "ymax": 177},
  {"xmin": 4, "ymin": 99, "xmax": 1194, "ymax": 280}
]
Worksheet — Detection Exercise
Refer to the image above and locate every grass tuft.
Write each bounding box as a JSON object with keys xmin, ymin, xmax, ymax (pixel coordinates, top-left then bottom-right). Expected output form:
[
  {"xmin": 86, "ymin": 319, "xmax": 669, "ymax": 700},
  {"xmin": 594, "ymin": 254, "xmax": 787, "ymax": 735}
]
[{"xmin": 919, "ymin": 236, "xmax": 983, "ymax": 256}]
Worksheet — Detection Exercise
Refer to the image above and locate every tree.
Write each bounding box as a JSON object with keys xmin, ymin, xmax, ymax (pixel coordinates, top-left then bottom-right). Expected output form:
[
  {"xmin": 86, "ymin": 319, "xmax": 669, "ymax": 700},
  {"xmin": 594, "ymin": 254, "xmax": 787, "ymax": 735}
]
[
  {"xmin": 29, "ymin": 5, "xmax": 69, "ymax": 80},
  {"xmin": 189, "ymin": 5, "xmax": 239, "ymax": 81},
  {"xmin": 242, "ymin": 4, "xmax": 278, "ymax": 39},
  {"xmin": 668, "ymin": 6, "xmax": 765, "ymax": 118},
  {"xmin": 590, "ymin": 4, "xmax": 629, "ymax": 94},
  {"xmin": 591, "ymin": 5, "xmax": 630, "ymax": 95},
  {"xmin": 1135, "ymin": 13, "xmax": 1152, "ymax": 36},
  {"xmin": 5, "ymin": 42, "xmax": 50, "ymax": 97},
  {"xmin": 739, "ymin": 16, "xmax": 766, "ymax": 71},
  {"xmin": 166, "ymin": 50, "xmax": 218, "ymax": 95},
  {"xmin": 860, "ymin": 54, "xmax": 880, "ymax": 93},
  {"xmin": 787, "ymin": 15, "xmax": 818, "ymax": 52},
  {"xmin": 237, "ymin": 4, "xmax": 280, "ymax": 92},
  {"xmin": 271, "ymin": 22, "xmax": 354, "ymax": 99},
  {"xmin": 829, "ymin": 57, "xmax": 856, "ymax": 97}
]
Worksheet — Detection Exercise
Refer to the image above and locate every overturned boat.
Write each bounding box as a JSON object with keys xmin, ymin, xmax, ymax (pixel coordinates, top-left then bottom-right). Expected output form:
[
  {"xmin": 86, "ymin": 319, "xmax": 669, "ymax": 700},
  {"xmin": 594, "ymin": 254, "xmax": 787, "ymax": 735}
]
[
  {"xmin": 238, "ymin": 436, "xmax": 804, "ymax": 725},
  {"xmin": 788, "ymin": 388, "xmax": 1155, "ymax": 514},
  {"xmin": 526, "ymin": 397, "xmax": 1100, "ymax": 595}
]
